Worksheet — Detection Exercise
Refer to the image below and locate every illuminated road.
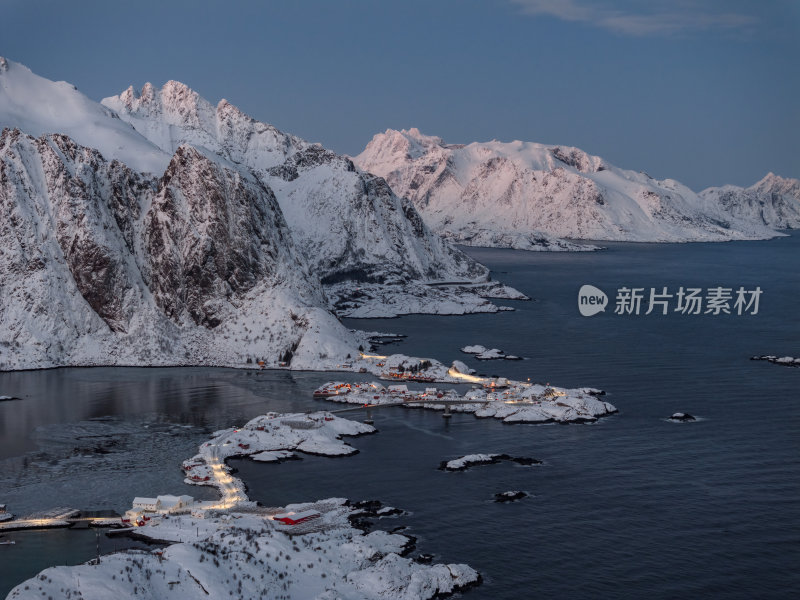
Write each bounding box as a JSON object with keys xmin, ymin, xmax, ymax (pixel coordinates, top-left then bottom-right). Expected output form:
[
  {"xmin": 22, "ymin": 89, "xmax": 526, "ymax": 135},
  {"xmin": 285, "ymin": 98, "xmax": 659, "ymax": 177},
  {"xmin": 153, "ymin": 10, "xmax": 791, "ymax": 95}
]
[{"xmin": 201, "ymin": 446, "xmax": 249, "ymax": 510}]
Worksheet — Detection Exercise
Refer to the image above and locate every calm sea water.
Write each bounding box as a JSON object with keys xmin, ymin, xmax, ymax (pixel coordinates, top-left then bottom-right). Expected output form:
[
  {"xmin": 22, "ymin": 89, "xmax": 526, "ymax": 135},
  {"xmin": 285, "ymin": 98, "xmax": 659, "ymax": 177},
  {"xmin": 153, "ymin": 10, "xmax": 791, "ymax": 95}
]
[{"xmin": 1, "ymin": 234, "xmax": 798, "ymax": 598}]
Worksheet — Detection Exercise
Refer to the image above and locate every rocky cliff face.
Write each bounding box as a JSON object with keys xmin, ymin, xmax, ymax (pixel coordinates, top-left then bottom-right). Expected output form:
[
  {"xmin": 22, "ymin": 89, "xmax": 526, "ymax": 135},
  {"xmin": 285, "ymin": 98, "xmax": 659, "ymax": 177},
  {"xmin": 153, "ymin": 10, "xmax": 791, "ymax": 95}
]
[
  {"xmin": 102, "ymin": 84, "xmax": 487, "ymax": 285},
  {"xmin": 354, "ymin": 128, "xmax": 795, "ymax": 247},
  {"xmin": 0, "ymin": 127, "xmax": 353, "ymax": 371},
  {"xmin": 142, "ymin": 145, "xmax": 312, "ymax": 328}
]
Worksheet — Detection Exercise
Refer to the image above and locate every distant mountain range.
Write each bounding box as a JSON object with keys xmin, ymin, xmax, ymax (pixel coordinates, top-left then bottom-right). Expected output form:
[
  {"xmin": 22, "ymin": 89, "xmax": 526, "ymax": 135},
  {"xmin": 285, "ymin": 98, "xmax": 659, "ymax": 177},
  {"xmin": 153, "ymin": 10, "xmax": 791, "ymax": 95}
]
[{"xmin": 355, "ymin": 128, "xmax": 800, "ymax": 250}]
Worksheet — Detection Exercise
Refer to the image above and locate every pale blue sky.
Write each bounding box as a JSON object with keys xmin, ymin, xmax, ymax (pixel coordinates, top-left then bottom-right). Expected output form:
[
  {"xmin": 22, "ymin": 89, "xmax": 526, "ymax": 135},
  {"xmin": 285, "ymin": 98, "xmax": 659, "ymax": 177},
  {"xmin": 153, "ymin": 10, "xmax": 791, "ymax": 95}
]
[{"xmin": 2, "ymin": 0, "xmax": 798, "ymax": 189}]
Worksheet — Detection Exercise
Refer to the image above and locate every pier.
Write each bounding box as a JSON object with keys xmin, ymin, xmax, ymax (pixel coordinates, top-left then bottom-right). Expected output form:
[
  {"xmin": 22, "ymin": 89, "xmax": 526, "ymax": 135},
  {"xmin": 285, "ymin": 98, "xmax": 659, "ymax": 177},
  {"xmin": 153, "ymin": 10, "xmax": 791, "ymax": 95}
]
[{"xmin": 0, "ymin": 508, "xmax": 122, "ymax": 533}]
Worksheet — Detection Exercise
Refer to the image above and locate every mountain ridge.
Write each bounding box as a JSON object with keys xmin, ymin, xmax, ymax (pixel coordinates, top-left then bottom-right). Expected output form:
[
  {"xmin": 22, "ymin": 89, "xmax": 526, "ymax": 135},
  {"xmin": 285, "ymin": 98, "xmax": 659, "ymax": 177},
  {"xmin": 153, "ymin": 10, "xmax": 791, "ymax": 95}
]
[
  {"xmin": 101, "ymin": 82, "xmax": 490, "ymax": 288},
  {"xmin": 354, "ymin": 128, "xmax": 799, "ymax": 249}
]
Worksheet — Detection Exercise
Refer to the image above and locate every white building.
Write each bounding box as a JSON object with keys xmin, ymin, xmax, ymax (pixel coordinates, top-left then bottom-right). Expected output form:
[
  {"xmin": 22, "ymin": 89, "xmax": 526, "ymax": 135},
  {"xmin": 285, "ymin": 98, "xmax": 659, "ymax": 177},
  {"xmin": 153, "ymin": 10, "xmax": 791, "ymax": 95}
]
[
  {"xmin": 157, "ymin": 495, "xmax": 194, "ymax": 512},
  {"xmin": 132, "ymin": 497, "xmax": 160, "ymax": 512}
]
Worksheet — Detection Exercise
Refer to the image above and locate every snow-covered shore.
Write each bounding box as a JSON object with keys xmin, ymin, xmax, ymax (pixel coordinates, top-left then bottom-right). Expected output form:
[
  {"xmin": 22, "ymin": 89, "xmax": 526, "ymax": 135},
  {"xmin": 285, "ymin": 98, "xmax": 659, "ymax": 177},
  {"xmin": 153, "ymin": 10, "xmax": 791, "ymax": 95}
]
[
  {"xmin": 7, "ymin": 411, "xmax": 480, "ymax": 599},
  {"xmin": 180, "ymin": 412, "xmax": 375, "ymax": 510},
  {"xmin": 327, "ymin": 281, "xmax": 526, "ymax": 319},
  {"xmin": 5, "ymin": 342, "xmax": 611, "ymax": 598},
  {"xmin": 7, "ymin": 498, "xmax": 479, "ymax": 599}
]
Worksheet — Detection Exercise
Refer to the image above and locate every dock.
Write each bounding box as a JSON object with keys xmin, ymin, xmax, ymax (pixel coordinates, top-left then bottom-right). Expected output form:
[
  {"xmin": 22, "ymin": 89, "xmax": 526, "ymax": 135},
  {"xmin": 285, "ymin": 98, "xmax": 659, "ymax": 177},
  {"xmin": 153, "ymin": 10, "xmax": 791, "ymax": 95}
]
[{"xmin": 0, "ymin": 508, "xmax": 124, "ymax": 533}]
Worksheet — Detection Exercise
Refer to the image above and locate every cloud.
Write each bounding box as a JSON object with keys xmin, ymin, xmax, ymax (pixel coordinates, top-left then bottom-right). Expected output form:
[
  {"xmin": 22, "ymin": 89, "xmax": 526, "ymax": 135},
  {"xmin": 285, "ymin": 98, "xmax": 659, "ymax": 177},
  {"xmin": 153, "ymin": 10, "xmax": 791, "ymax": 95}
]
[{"xmin": 509, "ymin": 0, "xmax": 759, "ymax": 36}]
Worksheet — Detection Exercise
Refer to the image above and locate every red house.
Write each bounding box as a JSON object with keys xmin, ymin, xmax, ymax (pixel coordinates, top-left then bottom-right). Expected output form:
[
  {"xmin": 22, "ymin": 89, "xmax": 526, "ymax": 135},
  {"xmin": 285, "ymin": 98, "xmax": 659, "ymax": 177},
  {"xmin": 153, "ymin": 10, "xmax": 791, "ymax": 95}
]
[{"xmin": 273, "ymin": 510, "xmax": 320, "ymax": 525}]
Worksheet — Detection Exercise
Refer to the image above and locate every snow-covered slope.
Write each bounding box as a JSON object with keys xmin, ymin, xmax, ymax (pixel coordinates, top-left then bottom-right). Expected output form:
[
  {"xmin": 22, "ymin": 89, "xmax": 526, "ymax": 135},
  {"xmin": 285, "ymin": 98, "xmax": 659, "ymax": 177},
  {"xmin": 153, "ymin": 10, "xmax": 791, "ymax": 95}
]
[
  {"xmin": 0, "ymin": 57, "xmax": 168, "ymax": 174},
  {"xmin": 354, "ymin": 128, "xmax": 788, "ymax": 246},
  {"xmin": 0, "ymin": 127, "xmax": 356, "ymax": 371},
  {"xmin": 701, "ymin": 172, "xmax": 800, "ymax": 230},
  {"xmin": 102, "ymin": 85, "xmax": 488, "ymax": 286}
]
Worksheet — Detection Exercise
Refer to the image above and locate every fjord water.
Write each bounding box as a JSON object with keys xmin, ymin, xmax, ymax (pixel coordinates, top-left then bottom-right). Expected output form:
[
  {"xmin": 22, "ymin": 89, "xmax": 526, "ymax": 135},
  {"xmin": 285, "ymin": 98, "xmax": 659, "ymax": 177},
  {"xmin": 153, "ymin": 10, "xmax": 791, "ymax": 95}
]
[{"xmin": 1, "ymin": 234, "xmax": 798, "ymax": 598}]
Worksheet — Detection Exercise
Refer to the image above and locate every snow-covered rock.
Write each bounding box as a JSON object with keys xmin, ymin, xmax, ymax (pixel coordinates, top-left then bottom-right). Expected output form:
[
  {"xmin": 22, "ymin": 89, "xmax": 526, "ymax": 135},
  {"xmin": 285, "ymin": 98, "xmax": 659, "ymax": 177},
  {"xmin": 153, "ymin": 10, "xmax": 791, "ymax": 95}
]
[
  {"xmin": 461, "ymin": 345, "xmax": 522, "ymax": 360},
  {"xmin": 461, "ymin": 345, "xmax": 488, "ymax": 354},
  {"xmin": 354, "ymin": 128, "xmax": 791, "ymax": 246},
  {"xmin": 450, "ymin": 360, "xmax": 476, "ymax": 375},
  {"xmin": 249, "ymin": 450, "xmax": 298, "ymax": 462},
  {"xmin": 668, "ymin": 413, "xmax": 696, "ymax": 422},
  {"xmin": 751, "ymin": 355, "xmax": 800, "ymax": 367},
  {"xmin": 8, "ymin": 408, "xmax": 480, "ymax": 599},
  {"xmin": 440, "ymin": 454, "xmax": 541, "ymax": 471},
  {"xmin": 494, "ymin": 491, "xmax": 528, "ymax": 502}
]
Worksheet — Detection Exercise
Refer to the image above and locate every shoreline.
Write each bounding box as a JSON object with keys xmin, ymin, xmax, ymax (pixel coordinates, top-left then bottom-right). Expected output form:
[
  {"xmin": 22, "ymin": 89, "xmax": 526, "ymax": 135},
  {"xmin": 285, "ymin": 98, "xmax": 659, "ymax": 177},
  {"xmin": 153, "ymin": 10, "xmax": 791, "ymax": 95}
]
[
  {"xmin": 4, "ymin": 344, "xmax": 613, "ymax": 597},
  {"xmin": 7, "ymin": 410, "xmax": 483, "ymax": 599}
]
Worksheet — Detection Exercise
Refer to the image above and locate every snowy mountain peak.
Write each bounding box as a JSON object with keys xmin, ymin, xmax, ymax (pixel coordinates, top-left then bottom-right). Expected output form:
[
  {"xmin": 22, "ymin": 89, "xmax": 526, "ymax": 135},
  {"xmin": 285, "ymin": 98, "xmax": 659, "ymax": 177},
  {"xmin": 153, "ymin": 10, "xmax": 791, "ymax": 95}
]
[
  {"xmin": 752, "ymin": 172, "xmax": 800, "ymax": 195},
  {"xmin": 401, "ymin": 127, "xmax": 442, "ymax": 146},
  {"xmin": 106, "ymin": 80, "xmax": 216, "ymax": 132},
  {"xmin": 369, "ymin": 128, "xmax": 444, "ymax": 160},
  {"xmin": 103, "ymin": 80, "xmax": 305, "ymax": 166},
  {"xmin": 119, "ymin": 84, "xmax": 138, "ymax": 103}
]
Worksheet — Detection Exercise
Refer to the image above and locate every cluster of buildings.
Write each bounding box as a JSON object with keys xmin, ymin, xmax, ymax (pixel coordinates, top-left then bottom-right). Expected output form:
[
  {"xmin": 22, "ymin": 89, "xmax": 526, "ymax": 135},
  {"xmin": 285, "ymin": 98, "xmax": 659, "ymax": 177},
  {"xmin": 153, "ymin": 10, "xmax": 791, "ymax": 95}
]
[{"xmin": 124, "ymin": 495, "xmax": 194, "ymax": 524}]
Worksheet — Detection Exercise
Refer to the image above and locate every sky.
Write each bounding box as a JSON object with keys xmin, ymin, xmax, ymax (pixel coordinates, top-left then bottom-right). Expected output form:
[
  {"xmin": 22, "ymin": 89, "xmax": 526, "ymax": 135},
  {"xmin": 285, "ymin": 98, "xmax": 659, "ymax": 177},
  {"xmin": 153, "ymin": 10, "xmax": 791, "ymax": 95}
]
[{"xmin": 1, "ymin": 0, "xmax": 798, "ymax": 190}]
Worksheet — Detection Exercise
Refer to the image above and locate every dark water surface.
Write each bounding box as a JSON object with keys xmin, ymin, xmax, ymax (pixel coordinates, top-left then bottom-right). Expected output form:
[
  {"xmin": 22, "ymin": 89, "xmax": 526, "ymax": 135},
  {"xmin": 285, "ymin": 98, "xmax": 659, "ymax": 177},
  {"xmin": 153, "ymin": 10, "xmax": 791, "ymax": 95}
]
[{"xmin": 1, "ymin": 234, "xmax": 798, "ymax": 598}]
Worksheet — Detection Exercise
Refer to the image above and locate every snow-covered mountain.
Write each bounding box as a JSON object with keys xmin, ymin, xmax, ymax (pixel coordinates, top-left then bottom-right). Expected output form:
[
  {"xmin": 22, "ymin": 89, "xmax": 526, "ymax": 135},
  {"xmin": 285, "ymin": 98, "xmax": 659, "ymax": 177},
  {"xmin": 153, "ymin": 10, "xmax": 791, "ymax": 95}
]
[
  {"xmin": 700, "ymin": 172, "xmax": 800, "ymax": 230},
  {"xmin": 0, "ymin": 127, "xmax": 355, "ymax": 371},
  {"xmin": 101, "ymin": 83, "xmax": 488, "ymax": 287},
  {"xmin": 354, "ymin": 128, "xmax": 797, "ymax": 248},
  {"xmin": 0, "ymin": 58, "xmax": 516, "ymax": 371}
]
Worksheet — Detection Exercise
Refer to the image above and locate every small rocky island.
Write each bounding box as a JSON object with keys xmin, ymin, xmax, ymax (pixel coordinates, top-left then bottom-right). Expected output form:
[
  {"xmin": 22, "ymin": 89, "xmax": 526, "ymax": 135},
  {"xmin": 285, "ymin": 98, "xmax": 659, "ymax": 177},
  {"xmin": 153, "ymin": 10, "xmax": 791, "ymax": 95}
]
[
  {"xmin": 494, "ymin": 491, "xmax": 529, "ymax": 503},
  {"xmin": 461, "ymin": 345, "xmax": 522, "ymax": 360},
  {"xmin": 668, "ymin": 413, "xmax": 697, "ymax": 422},
  {"xmin": 439, "ymin": 454, "xmax": 542, "ymax": 472},
  {"xmin": 751, "ymin": 355, "xmax": 800, "ymax": 368}
]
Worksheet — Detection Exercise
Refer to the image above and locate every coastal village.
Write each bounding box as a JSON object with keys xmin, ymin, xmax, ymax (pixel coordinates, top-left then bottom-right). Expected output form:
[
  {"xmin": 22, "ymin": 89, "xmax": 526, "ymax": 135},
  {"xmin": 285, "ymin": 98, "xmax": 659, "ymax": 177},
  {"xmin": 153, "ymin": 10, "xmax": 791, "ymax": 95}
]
[
  {"xmin": 1, "ymin": 350, "xmax": 615, "ymax": 540},
  {"xmin": 2, "ymin": 349, "xmax": 614, "ymax": 598}
]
